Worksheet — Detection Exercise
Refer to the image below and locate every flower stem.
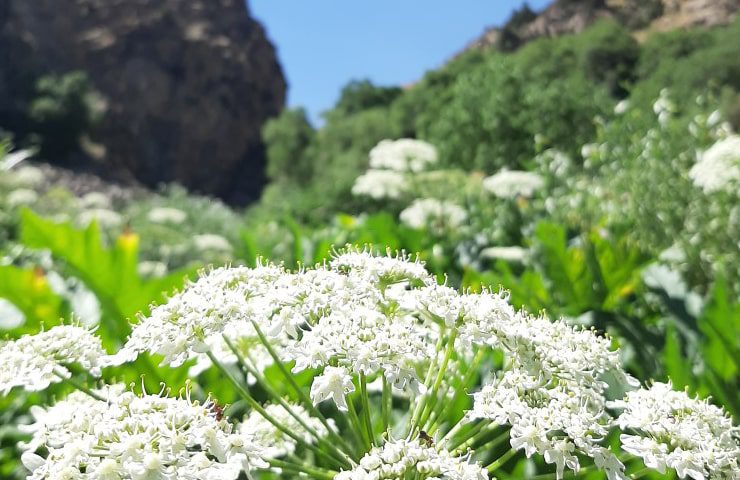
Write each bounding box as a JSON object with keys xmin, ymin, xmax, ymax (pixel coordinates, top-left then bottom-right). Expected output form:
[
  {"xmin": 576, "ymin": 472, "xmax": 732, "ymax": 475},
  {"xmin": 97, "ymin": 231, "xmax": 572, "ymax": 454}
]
[
  {"xmin": 246, "ymin": 321, "xmax": 355, "ymax": 455},
  {"xmin": 359, "ymin": 372, "xmax": 375, "ymax": 445},
  {"xmin": 53, "ymin": 369, "xmax": 105, "ymax": 401},
  {"xmin": 381, "ymin": 374, "xmax": 391, "ymax": 437},
  {"xmin": 267, "ymin": 458, "xmax": 337, "ymax": 479},
  {"xmin": 222, "ymin": 337, "xmax": 354, "ymax": 466},
  {"xmin": 486, "ymin": 447, "xmax": 518, "ymax": 473},
  {"xmin": 206, "ymin": 350, "xmax": 350, "ymax": 470},
  {"xmin": 346, "ymin": 392, "xmax": 371, "ymax": 451},
  {"xmin": 409, "ymin": 329, "xmax": 458, "ymax": 437},
  {"xmin": 428, "ymin": 348, "xmax": 485, "ymax": 436}
]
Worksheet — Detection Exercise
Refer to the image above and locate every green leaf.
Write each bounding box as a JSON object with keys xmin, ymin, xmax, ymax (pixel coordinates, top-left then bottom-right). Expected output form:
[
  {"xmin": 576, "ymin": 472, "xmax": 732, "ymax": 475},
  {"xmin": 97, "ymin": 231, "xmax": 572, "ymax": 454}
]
[
  {"xmin": 0, "ymin": 265, "xmax": 67, "ymax": 336},
  {"xmin": 19, "ymin": 209, "xmax": 196, "ymax": 347},
  {"xmin": 663, "ymin": 323, "xmax": 693, "ymax": 391}
]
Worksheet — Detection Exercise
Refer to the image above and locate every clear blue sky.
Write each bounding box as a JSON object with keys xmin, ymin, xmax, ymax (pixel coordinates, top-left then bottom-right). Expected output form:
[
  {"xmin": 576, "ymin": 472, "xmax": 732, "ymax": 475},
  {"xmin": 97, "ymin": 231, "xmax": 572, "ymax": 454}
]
[{"xmin": 249, "ymin": 1, "xmax": 552, "ymax": 124}]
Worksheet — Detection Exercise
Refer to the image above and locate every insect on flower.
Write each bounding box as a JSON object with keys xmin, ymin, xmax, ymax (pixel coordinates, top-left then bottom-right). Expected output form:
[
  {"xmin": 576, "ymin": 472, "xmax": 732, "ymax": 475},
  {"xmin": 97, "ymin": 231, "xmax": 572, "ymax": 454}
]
[{"xmin": 419, "ymin": 430, "xmax": 434, "ymax": 447}]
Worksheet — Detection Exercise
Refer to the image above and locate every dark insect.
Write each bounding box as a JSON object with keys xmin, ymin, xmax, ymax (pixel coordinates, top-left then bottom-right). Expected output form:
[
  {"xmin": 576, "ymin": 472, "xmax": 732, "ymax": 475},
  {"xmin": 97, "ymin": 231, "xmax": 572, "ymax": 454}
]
[
  {"xmin": 418, "ymin": 430, "xmax": 434, "ymax": 447},
  {"xmin": 211, "ymin": 402, "xmax": 226, "ymax": 421}
]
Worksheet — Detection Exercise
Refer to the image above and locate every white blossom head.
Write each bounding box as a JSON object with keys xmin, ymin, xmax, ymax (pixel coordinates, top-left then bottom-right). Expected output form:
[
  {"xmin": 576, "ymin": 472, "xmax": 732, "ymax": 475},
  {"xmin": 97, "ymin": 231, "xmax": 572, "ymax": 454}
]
[
  {"xmin": 146, "ymin": 206, "xmax": 187, "ymax": 224},
  {"xmin": 399, "ymin": 198, "xmax": 468, "ymax": 233},
  {"xmin": 0, "ymin": 325, "xmax": 109, "ymax": 395},
  {"xmin": 352, "ymin": 169, "xmax": 409, "ymax": 200},
  {"xmin": 479, "ymin": 246, "xmax": 528, "ymax": 263},
  {"xmin": 368, "ymin": 138, "xmax": 438, "ymax": 173},
  {"xmin": 19, "ymin": 384, "xmax": 267, "ymax": 479},
  {"xmin": 115, "ymin": 264, "xmax": 286, "ymax": 367},
  {"xmin": 689, "ymin": 135, "xmax": 740, "ymax": 194},
  {"xmin": 335, "ymin": 439, "xmax": 489, "ymax": 480},
  {"xmin": 482, "ymin": 170, "xmax": 545, "ymax": 199},
  {"xmin": 612, "ymin": 382, "xmax": 739, "ymax": 479}
]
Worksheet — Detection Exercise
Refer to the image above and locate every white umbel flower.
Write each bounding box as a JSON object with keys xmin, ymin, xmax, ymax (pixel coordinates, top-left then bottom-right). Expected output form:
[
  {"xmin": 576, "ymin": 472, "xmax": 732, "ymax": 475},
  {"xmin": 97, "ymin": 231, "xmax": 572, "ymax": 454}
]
[
  {"xmin": 479, "ymin": 246, "xmax": 528, "ymax": 263},
  {"xmin": 335, "ymin": 439, "xmax": 488, "ymax": 479},
  {"xmin": 0, "ymin": 325, "xmax": 109, "ymax": 395},
  {"xmin": 19, "ymin": 384, "xmax": 267, "ymax": 480},
  {"xmin": 482, "ymin": 170, "xmax": 545, "ymax": 199},
  {"xmin": 399, "ymin": 198, "xmax": 468, "ymax": 233},
  {"xmin": 77, "ymin": 208, "xmax": 123, "ymax": 228},
  {"xmin": 612, "ymin": 382, "xmax": 740, "ymax": 480},
  {"xmin": 115, "ymin": 264, "xmax": 286, "ymax": 366},
  {"xmin": 689, "ymin": 135, "xmax": 740, "ymax": 194},
  {"xmin": 6, "ymin": 188, "xmax": 38, "ymax": 207},
  {"xmin": 147, "ymin": 206, "xmax": 187, "ymax": 224},
  {"xmin": 352, "ymin": 169, "xmax": 408, "ymax": 200},
  {"xmin": 310, "ymin": 366, "xmax": 356, "ymax": 412},
  {"xmin": 368, "ymin": 138, "xmax": 438, "ymax": 173},
  {"xmin": 192, "ymin": 233, "xmax": 233, "ymax": 252}
]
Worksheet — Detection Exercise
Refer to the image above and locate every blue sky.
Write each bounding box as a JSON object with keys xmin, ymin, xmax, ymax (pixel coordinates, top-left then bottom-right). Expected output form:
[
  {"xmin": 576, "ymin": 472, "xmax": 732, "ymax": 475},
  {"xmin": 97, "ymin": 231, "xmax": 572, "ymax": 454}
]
[{"xmin": 249, "ymin": 1, "xmax": 551, "ymax": 124}]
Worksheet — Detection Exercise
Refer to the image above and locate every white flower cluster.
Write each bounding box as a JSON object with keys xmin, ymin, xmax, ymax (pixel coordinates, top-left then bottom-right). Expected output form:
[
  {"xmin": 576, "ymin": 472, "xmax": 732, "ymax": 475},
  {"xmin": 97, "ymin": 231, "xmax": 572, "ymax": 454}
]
[
  {"xmin": 147, "ymin": 206, "xmax": 187, "ymax": 224},
  {"xmin": 239, "ymin": 402, "xmax": 331, "ymax": 458},
  {"xmin": 400, "ymin": 198, "xmax": 468, "ymax": 233},
  {"xmin": 369, "ymin": 139, "xmax": 439, "ymax": 173},
  {"xmin": 115, "ymin": 264, "xmax": 286, "ymax": 366},
  {"xmin": 469, "ymin": 370, "xmax": 620, "ymax": 480},
  {"xmin": 335, "ymin": 439, "xmax": 488, "ymax": 480},
  {"xmin": 0, "ymin": 325, "xmax": 110, "ymax": 395},
  {"xmin": 352, "ymin": 169, "xmax": 409, "ymax": 200},
  {"xmin": 20, "ymin": 385, "xmax": 266, "ymax": 480},
  {"xmin": 482, "ymin": 170, "xmax": 545, "ymax": 199},
  {"xmin": 119, "ymin": 250, "xmax": 440, "ymax": 407},
  {"xmin": 689, "ymin": 135, "xmax": 740, "ymax": 194},
  {"xmin": 653, "ymin": 88, "xmax": 677, "ymax": 127},
  {"xmin": 612, "ymin": 382, "xmax": 740, "ymax": 480},
  {"xmin": 463, "ymin": 302, "xmax": 634, "ymax": 480},
  {"xmin": 479, "ymin": 246, "xmax": 528, "ymax": 263},
  {"xmin": 352, "ymin": 139, "xmax": 438, "ymax": 200}
]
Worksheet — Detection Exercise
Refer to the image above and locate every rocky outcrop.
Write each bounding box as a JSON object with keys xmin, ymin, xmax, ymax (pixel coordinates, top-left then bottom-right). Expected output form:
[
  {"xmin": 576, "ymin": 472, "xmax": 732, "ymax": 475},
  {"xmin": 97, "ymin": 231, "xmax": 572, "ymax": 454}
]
[
  {"xmin": 461, "ymin": 0, "xmax": 738, "ymax": 54},
  {"xmin": 0, "ymin": 0, "xmax": 286, "ymax": 205}
]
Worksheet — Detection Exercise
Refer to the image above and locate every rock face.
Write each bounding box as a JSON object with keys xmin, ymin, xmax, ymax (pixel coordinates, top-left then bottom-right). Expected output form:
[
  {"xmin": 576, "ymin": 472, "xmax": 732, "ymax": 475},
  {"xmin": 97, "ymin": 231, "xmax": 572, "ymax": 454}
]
[
  {"xmin": 462, "ymin": 0, "xmax": 739, "ymax": 54},
  {"xmin": 0, "ymin": 0, "xmax": 286, "ymax": 205}
]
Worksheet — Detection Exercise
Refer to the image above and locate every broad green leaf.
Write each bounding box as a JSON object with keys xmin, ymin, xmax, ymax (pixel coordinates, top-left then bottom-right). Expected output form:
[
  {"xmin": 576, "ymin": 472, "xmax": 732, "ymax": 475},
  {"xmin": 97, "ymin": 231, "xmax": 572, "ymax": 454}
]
[
  {"xmin": 0, "ymin": 265, "xmax": 67, "ymax": 336},
  {"xmin": 19, "ymin": 209, "xmax": 196, "ymax": 346}
]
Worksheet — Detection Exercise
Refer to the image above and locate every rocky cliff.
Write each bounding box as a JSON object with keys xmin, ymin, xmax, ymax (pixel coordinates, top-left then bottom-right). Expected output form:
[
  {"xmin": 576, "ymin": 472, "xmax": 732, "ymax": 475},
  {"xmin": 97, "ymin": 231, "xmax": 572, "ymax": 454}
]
[
  {"xmin": 0, "ymin": 0, "xmax": 286, "ymax": 205},
  {"xmin": 463, "ymin": 0, "xmax": 739, "ymax": 54}
]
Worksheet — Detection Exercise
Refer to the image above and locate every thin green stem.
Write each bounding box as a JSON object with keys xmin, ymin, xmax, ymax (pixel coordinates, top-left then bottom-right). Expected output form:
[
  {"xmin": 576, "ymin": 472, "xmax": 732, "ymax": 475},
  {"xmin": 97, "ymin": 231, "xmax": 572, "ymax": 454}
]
[
  {"xmin": 407, "ymin": 333, "xmax": 445, "ymax": 436},
  {"xmin": 630, "ymin": 467, "xmax": 653, "ymax": 479},
  {"xmin": 428, "ymin": 348, "xmax": 485, "ymax": 436},
  {"xmin": 266, "ymin": 458, "xmax": 337, "ymax": 479},
  {"xmin": 53, "ymin": 369, "xmax": 105, "ymax": 401},
  {"xmin": 463, "ymin": 428, "xmax": 509, "ymax": 456},
  {"xmin": 446, "ymin": 420, "xmax": 490, "ymax": 451},
  {"xmin": 222, "ymin": 337, "xmax": 353, "ymax": 466},
  {"xmin": 346, "ymin": 393, "xmax": 371, "ymax": 451},
  {"xmin": 410, "ymin": 329, "xmax": 458, "ymax": 436},
  {"xmin": 381, "ymin": 374, "xmax": 391, "ymax": 436},
  {"xmin": 360, "ymin": 372, "xmax": 375, "ymax": 445},
  {"xmin": 486, "ymin": 448, "xmax": 518, "ymax": 473},
  {"xmin": 246, "ymin": 321, "xmax": 354, "ymax": 454},
  {"xmin": 205, "ymin": 350, "xmax": 349, "ymax": 470}
]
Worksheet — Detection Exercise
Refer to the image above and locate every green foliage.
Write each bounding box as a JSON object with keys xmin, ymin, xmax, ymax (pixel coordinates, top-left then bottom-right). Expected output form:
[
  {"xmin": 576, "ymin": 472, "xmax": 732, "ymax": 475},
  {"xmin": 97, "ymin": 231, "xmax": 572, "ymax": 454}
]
[
  {"xmin": 631, "ymin": 18, "xmax": 740, "ymax": 109},
  {"xmin": 580, "ymin": 21, "xmax": 639, "ymax": 96},
  {"xmin": 497, "ymin": 3, "xmax": 538, "ymax": 52},
  {"xmin": 334, "ymin": 79, "xmax": 402, "ymax": 116},
  {"xmin": 263, "ymin": 108, "xmax": 316, "ymax": 185},
  {"xmin": 0, "ymin": 265, "xmax": 67, "ymax": 336},
  {"xmin": 27, "ymin": 71, "xmax": 102, "ymax": 158},
  {"xmin": 18, "ymin": 209, "xmax": 196, "ymax": 347}
]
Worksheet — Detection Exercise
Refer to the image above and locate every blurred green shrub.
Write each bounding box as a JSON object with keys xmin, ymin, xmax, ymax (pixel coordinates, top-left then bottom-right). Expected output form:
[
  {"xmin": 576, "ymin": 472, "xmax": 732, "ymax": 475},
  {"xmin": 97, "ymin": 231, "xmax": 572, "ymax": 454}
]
[{"xmin": 27, "ymin": 71, "xmax": 103, "ymax": 158}]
